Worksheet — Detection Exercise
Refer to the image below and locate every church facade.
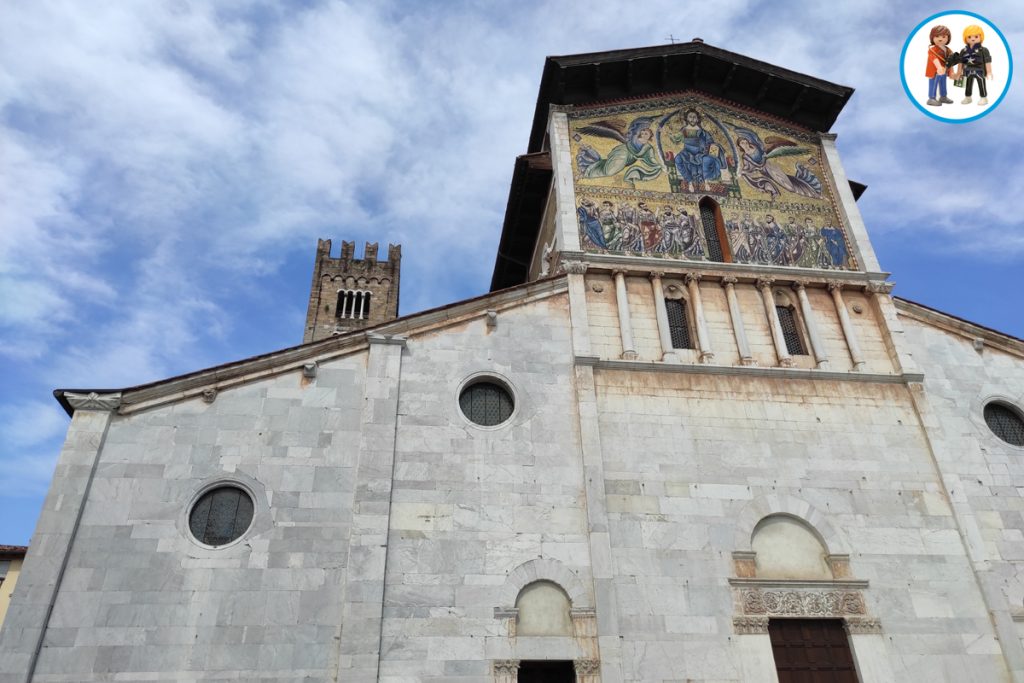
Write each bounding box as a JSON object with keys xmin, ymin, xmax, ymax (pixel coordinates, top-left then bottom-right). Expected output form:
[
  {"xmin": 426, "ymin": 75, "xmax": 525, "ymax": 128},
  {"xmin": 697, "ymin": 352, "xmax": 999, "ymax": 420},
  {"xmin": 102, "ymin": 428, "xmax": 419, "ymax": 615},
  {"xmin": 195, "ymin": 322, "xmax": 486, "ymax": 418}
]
[{"xmin": 2, "ymin": 41, "xmax": 1024, "ymax": 683}]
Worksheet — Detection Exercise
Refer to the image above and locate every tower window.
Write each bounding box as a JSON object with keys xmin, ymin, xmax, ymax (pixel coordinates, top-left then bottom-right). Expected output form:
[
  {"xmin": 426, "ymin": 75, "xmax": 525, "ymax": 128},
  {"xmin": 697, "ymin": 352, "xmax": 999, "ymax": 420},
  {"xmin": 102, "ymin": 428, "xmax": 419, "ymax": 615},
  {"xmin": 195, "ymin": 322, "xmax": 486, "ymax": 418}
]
[
  {"xmin": 336, "ymin": 290, "xmax": 371, "ymax": 320},
  {"xmin": 984, "ymin": 402, "xmax": 1024, "ymax": 446},
  {"xmin": 664, "ymin": 299, "xmax": 693, "ymax": 349},
  {"xmin": 698, "ymin": 197, "xmax": 731, "ymax": 263},
  {"xmin": 776, "ymin": 305, "xmax": 806, "ymax": 355}
]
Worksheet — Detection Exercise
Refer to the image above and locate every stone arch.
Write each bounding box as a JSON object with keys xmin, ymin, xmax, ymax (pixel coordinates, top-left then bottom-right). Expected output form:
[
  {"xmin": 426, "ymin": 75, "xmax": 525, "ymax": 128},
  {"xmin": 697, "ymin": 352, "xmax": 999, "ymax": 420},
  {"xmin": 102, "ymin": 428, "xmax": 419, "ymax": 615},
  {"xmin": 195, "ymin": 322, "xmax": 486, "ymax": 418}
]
[
  {"xmin": 499, "ymin": 558, "xmax": 591, "ymax": 610},
  {"xmin": 734, "ymin": 494, "xmax": 849, "ymax": 555}
]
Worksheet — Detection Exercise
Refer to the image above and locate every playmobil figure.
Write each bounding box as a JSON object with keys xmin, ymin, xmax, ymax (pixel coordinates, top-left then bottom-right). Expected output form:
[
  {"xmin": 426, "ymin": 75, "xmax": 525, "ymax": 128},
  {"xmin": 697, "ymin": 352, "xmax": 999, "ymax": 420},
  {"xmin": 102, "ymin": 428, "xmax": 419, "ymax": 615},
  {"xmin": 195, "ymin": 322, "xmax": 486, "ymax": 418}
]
[
  {"xmin": 925, "ymin": 25, "xmax": 954, "ymax": 106},
  {"xmin": 955, "ymin": 24, "xmax": 993, "ymax": 105}
]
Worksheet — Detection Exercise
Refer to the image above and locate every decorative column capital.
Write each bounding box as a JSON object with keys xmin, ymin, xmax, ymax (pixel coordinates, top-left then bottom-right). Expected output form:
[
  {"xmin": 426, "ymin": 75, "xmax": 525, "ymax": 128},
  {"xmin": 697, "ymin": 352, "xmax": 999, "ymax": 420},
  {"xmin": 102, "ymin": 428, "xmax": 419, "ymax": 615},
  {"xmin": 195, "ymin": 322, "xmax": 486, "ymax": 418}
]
[
  {"xmin": 791, "ymin": 280, "xmax": 808, "ymax": 292},
  {"xmin": 733, "ymin": 616, "xmax": 770, "ymax": 634},
  {"xmin": 721, "ymin": 275, "xmax": 739, "ymax": 286},
  {"xmin": 866, "ymin": 280, "xmax": 894, "ymax": 294},
  {"xmin": 826, "ymin": 279, "xmax": 844, "ymax": 292},
  {"xmin": 611, "ymin": 267, "xmax": 628, "ymax": 277},
  {"xmin": 560, "ymin": 260, "xmax": 588, "ymax": 275},
  {"xmin": 64, "ymin": 391, "xmax": 122, "ymax": 412},
  {"xmin": 648, "ymin": 270, "xmax": 666, "ymax": 281},
  {"xmin": 574, "ymin": 659, "xmax": 601, "ymax": 675},
  {"xmin": 493, "ymin": 660, "xmax": 520, "ymax": 676},
  {"xmin": 844, "ymin": 618, "xmax": 884, "ymax": 635},
  {"xmin": 684, "ymin": 272, "xmax": 701, "ymax": 285},
  {"xmin": 755, "ymin": 277, "xmax": 775, "ymax": 290}
]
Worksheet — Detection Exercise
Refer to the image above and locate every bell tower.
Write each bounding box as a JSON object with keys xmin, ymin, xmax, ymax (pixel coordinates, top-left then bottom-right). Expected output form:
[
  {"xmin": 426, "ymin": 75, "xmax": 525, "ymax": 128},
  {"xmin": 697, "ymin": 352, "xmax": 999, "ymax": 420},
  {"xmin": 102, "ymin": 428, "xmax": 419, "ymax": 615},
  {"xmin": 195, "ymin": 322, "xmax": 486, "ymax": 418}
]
[{"xmin": 303, "ymin": 239, "xmax": 401, "ymax": 343}]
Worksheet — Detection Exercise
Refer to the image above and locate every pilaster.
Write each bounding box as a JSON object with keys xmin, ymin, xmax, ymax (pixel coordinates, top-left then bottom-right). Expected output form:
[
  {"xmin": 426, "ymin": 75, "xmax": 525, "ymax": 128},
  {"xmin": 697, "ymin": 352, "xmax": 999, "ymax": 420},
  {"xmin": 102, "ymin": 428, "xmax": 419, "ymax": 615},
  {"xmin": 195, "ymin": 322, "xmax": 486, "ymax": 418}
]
[
  {"xmin": 334, "ymin": 335, "xmax": 405, "ymax": 682},
  {"xmin": 0, "ymin": 394, "xmax": 119, "ymax": 682},
  {"xmin": 549, "ymin": 111, "xmax": 581, "ymax": 252},
  {"xmin": 819, "ymin": 133, "xmax": 881, "ymax": 272}
]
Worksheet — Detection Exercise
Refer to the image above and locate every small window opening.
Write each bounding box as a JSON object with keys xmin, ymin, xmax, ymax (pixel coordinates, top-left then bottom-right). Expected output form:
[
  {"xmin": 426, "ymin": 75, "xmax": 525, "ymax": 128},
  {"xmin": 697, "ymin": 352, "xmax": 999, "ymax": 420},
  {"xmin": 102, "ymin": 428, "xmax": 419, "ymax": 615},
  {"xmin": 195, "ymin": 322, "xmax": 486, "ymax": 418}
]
[
  {"xmin": 698, "ymin": 197, "xmax": 731, "ymax": 263},
  {"xmin": 336, "ymin": 290, "xmax": 371, "ymax": 320},
  {"xmin": 665, "ymin": 299, "xmax": 693, "ymax": 349},
  {"xmin": 189, "ymin": 486, "xmax": 254, "ymax": 547},
  {"xmin": 459, "ymin": 380, "xmax": 515, "ymax": 427},
  {"xmin": 776, "ymin": 305, "xmax": 806, "ymax": 355}
]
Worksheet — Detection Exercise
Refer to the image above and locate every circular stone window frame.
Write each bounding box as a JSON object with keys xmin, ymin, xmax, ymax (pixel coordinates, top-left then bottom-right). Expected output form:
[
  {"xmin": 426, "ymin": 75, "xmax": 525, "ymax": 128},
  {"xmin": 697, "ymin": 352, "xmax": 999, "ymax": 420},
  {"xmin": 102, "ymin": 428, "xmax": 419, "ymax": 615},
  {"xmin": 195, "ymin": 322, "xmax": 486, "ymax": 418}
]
[
  {"xmin": 454, "ymin": 371, "xmax": 525, "ymax": 432},
  {"xmin": 179, "ymin": 472, "xmax": 268, "ymax": 552},
  {"xmin": 971, "ymin": 391, "xmax": 1024, "ymax": 452}
]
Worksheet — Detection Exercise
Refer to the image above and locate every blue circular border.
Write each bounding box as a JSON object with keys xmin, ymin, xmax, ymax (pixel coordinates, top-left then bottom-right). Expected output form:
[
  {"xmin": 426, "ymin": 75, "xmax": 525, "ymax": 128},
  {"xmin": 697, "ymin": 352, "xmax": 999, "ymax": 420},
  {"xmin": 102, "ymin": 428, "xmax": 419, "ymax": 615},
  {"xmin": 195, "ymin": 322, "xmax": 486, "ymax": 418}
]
[{"xmin": 899, "ymin": 10, "xmax": 1014, "ymax": 124}]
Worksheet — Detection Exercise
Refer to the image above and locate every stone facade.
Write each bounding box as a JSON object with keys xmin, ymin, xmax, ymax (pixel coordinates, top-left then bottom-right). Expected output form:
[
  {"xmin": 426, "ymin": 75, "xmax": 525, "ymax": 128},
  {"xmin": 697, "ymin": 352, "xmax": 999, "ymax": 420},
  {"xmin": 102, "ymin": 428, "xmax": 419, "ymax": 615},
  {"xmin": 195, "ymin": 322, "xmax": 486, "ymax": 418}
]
[
  {"xmin": 303, "ymin": 239, "xmax": 401, "ymax": 343},
  {"xmin": 2, "ymin": 41, "xmax": 1024, "ymax": 683}
]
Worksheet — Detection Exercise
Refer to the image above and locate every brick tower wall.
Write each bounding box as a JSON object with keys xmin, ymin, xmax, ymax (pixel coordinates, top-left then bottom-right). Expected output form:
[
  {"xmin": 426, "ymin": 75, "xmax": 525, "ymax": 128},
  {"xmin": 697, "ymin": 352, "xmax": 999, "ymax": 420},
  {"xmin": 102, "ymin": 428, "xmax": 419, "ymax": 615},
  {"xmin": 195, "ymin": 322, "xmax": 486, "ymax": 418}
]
[{"xmin": 303, "ymin": 239, "xmax": 401, "ymax": 343}]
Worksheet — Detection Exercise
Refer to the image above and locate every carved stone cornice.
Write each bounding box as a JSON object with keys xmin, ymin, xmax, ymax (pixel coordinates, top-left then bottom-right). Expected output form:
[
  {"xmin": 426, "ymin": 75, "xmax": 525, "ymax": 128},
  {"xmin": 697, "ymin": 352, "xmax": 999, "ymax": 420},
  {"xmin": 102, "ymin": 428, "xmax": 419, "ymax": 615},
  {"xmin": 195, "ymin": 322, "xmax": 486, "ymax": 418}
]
[
  {"xmin": 756, "ymin": 277, "xmax": 775, "ymax": 290},
  {"xmin": 560, "ymin": 260, "xmax": 588, "ymax": 275},
  {"xmin": 740, "ymin": 588, "xmax": 866, "ymax": 617},
  {"xmin": 844, "ymin": 618, "xmax": 884, "ymax": 635},
  {"xmin": 574, "ymin": 659, "xmax": 601, "ymax": 675},
  {"xmin": 733, "ymin": 616, "xmax": 770, "ymax": 634},
  {"xmin": 866, "ymin": 281, "xmax": 894, "ymax": 294},
  {"xmin": 493, "ymin": 660, "xmax": 520, "ymax": 676},
  {"xmin": 64, "ymin": 391, "xmax": 122, "ymax": 412}
]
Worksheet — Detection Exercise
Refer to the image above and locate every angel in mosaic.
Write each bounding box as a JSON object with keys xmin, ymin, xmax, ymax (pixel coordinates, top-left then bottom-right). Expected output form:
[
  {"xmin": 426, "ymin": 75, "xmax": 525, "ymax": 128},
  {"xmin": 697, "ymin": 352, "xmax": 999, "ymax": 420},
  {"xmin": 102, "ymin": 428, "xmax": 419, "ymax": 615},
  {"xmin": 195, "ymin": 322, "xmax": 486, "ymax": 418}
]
[
  {"xmin": 730, "ymin": 125, "xmax": 823, "ymax": 201},
  {"xmin": 575, "ymin": 117, "xmax": 663, "ymax": 184}
]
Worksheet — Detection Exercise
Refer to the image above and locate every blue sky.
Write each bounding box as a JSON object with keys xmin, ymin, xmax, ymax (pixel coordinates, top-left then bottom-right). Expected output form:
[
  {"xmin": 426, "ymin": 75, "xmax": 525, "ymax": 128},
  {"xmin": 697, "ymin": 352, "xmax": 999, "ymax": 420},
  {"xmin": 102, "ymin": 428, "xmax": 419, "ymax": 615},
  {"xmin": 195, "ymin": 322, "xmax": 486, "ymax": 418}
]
[{"xmin": 1, "ymin": 0, "xmax": 1021, "ymax": 544}]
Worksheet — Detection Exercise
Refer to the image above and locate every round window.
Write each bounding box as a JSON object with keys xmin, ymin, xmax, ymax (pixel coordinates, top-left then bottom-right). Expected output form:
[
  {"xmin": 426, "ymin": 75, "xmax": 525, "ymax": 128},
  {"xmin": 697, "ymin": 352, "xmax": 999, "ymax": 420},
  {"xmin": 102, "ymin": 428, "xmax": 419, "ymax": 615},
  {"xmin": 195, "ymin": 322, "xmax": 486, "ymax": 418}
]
[
  {"xmin": 459, "ymin": 380, "xmax": 514, "ymax": 427},
  {"xmin": 984, "ymin": 402, "xmax": 1024, "ymax": 447},
  {"xmin": 189, "ymin": 485, "xmax": 255, "ymax": 546}
]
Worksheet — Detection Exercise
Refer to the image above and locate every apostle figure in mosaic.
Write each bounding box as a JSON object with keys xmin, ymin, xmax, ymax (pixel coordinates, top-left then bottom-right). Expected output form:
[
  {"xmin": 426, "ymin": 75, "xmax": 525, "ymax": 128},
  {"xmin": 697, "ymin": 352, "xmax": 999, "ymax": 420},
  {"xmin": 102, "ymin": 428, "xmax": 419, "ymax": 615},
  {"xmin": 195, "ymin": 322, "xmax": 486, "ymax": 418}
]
[
  {"xmin": 638, "ymin": 202, "xmax": 660, "ymax": 252},
  {"xmin": 820, "ymin": 224, "xmax": 848, "ymax": 268},
  {"xmin": 577, "ymin": 199, "xmax": 606, "ymax": 249},
  {"xmin": 616, "ymin": 202, "xmax": 644, "ymax": 252},
  {"xmin": 575, "ymin": 117, "xmax": 663, "ymax": 184},
  {"xmin": 598, "ymin": 200, "xmax": 621, "ymax": 249},
  {"xmin": 670, "ymin": 109, "xmax": 727, "ymax": 193}
]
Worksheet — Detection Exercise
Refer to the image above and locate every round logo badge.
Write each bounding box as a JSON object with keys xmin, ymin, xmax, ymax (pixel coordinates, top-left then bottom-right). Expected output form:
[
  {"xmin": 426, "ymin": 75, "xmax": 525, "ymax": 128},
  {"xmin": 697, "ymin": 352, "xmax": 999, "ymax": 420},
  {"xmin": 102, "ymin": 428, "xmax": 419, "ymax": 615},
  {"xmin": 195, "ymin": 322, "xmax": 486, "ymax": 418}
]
[{"xmin": 900, "ymin": 10, "xmax": 1013, "ymax": 123}]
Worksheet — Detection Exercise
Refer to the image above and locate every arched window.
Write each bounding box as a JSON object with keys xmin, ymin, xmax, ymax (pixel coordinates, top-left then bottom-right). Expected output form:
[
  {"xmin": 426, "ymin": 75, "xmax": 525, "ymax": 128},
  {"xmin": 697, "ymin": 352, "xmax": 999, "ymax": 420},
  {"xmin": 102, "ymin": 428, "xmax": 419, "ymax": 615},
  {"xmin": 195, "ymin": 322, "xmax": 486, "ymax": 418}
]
[
  {"xmin": 776, "ymin": 305, "xmax": 806, "ymax": 356},
  {"xmin": 698, "ymin": 197, "xmax": 732, "ymax": 263},
  {"xmin": 336, "ymin": 290, "xmax": 371, "ymax": 320},
  {"xmin": 664, "ymin": 298, "xmax": 693, "ymax": 349},
  {"xmin": 515, "ymin": 580, "xmax": 572, "ymax": 636}
]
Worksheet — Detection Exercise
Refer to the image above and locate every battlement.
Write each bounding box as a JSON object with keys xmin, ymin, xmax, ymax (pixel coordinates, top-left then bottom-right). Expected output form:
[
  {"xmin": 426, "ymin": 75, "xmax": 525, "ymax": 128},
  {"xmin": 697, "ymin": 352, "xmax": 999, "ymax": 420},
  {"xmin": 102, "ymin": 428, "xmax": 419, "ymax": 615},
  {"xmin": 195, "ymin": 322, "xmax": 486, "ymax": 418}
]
[
  {"xmin": 304, "ymin": 238, "xmax": 402, "ymax": 343},
  {"xmin": 317, "ymin": 239, "xmax": 401, "ymax": 266}
]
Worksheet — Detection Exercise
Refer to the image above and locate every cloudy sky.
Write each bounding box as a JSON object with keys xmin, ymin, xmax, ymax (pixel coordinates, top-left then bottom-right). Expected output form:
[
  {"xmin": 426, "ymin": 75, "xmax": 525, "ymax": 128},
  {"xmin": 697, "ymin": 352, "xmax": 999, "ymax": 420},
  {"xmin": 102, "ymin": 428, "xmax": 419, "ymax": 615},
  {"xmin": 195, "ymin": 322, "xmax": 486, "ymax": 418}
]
[{"xmin": 1, "ymin": 1, "xmax": 1021, "ymax": 544}]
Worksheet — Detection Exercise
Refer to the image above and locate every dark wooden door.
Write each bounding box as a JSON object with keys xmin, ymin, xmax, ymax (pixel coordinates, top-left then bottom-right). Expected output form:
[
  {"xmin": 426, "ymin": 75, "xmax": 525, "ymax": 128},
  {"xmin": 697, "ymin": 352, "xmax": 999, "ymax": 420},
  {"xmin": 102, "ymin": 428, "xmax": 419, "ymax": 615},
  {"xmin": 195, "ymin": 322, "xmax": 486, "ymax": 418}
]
[
  {"xmin": 518, "ymin": 660, "xmax": 575, "ymax": 682},
  {"xmin": 769, "ymin": 619, "xmax": 859, "ymax": 682}
]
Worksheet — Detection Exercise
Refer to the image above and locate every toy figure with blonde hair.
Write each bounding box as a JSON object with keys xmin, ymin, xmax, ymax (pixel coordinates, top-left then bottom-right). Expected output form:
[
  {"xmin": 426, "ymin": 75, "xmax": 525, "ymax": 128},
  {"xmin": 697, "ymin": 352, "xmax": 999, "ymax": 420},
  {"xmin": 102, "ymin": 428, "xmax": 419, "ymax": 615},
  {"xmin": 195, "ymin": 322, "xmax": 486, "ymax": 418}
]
[
  {"xmin": 953, "ymin": 24, "xmax": 993, "ymax": 105},
  {"xmin": 925, "ymin": 25, "xmax": 953, "ymax": 106}
]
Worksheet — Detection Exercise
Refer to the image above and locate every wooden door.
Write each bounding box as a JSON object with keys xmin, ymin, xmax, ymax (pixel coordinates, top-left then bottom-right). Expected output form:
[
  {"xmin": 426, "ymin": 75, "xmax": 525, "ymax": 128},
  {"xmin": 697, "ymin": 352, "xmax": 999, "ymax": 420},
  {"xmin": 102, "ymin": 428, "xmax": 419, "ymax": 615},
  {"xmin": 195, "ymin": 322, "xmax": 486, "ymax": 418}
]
[{"xmin": 769, "ymin": 619, "xmax": 859, "ymax": 682}]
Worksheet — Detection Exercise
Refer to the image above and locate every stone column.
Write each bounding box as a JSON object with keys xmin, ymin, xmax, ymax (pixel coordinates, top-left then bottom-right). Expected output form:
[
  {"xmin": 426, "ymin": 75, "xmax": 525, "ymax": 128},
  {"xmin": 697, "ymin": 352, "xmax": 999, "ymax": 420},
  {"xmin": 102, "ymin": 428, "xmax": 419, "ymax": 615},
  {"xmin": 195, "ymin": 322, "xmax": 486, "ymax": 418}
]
[
  {"xmin": 828, "ymin": 281, "xmax": 865, "ymax": 371},
  {"xmin": 685, "ymin": 273, "xmax": 714, "ymax": 364},
  {"xmin": 493, "ymin": 660, "xmax": 520, "ymax": 683},
  {"xmin": 650, "ymin": 271, "xmax": 678, "ymax": 363},
  {"xmin": 792, "ymin": 281, "xmax": 829, "ymax": 369},
  {"xmin": 0, "ymin": 392, "xmax": 119, "ymax": 681},
  {"xmin": 334, "ymin": 334, "xmax": 406, "ymax": 682},
  {"xmin": 722, "ymin": 276, "xmax": 755, "ymax": 366},
  {"xmin": 613, "ymin": 269, "xmax": 637, "ymax": 360},
  {"xmin": 758, "ymin": 277, "xmax": 793, "ymax": 367}
]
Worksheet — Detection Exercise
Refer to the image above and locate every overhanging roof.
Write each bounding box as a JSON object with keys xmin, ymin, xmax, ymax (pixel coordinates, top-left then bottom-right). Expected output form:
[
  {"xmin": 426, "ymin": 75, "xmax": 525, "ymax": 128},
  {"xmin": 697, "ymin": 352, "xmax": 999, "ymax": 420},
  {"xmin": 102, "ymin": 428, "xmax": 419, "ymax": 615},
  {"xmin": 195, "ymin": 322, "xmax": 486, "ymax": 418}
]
[{"xmin": 491, "ymin": 41, "xmax": 857, "ymax": 291}]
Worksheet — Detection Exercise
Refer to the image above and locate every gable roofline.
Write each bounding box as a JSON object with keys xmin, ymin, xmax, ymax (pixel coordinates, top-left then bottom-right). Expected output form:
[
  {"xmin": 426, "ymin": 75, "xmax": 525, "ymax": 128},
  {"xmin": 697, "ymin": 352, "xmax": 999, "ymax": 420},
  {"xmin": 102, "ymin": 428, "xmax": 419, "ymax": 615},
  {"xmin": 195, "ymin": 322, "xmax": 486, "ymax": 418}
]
[
  {"xmin": 54, "ymin": 275, "xmax": 569, "ymax": 417},
  {"xmin": 895, "ymin": 296, "xmax": 1024, "ymax": 358}
]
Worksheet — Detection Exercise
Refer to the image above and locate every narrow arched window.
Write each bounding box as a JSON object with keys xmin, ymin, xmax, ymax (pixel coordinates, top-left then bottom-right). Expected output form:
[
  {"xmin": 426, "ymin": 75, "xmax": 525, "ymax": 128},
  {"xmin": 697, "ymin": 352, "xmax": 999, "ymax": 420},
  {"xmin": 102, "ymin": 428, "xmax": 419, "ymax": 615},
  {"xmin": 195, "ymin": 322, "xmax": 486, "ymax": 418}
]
[
  {"xmin": 776, "ymin": 305, "xmax": 806, "ymax": 355},
  {"xmin": 698, "ymin": 197, "xmax": 732, "ymax": 263},
  {"xmin": 362, "ymin": 292, "xmax": 372, "ymax": 319},
  {"xmin": 664, "ymin": 299, "xmax": 693, "ymax": 349}
]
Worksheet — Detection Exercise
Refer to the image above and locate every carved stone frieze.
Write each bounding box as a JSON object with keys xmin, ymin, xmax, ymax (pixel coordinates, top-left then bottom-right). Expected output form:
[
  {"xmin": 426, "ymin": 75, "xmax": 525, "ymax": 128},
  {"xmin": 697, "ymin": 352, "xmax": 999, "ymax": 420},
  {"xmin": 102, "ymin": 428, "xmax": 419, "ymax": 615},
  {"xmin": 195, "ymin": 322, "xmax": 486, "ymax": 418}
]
[
  {"xmin": 733, "ymin": 616, "xmax": 770, "ymax": 634},
  {"xmin": 866, "ymin": 281, "xmax": 894, "ymax": 294},
  {"xmin": 741, "ymin": 588, "xmax": 866, "ymax": 617},
  {"xmin": 574, "ymin": 659, "xmax": 601, "ymax": 675},
  {"xmin": 64, "ymin": 391, "xmax": 122, "ymax": 412}
]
